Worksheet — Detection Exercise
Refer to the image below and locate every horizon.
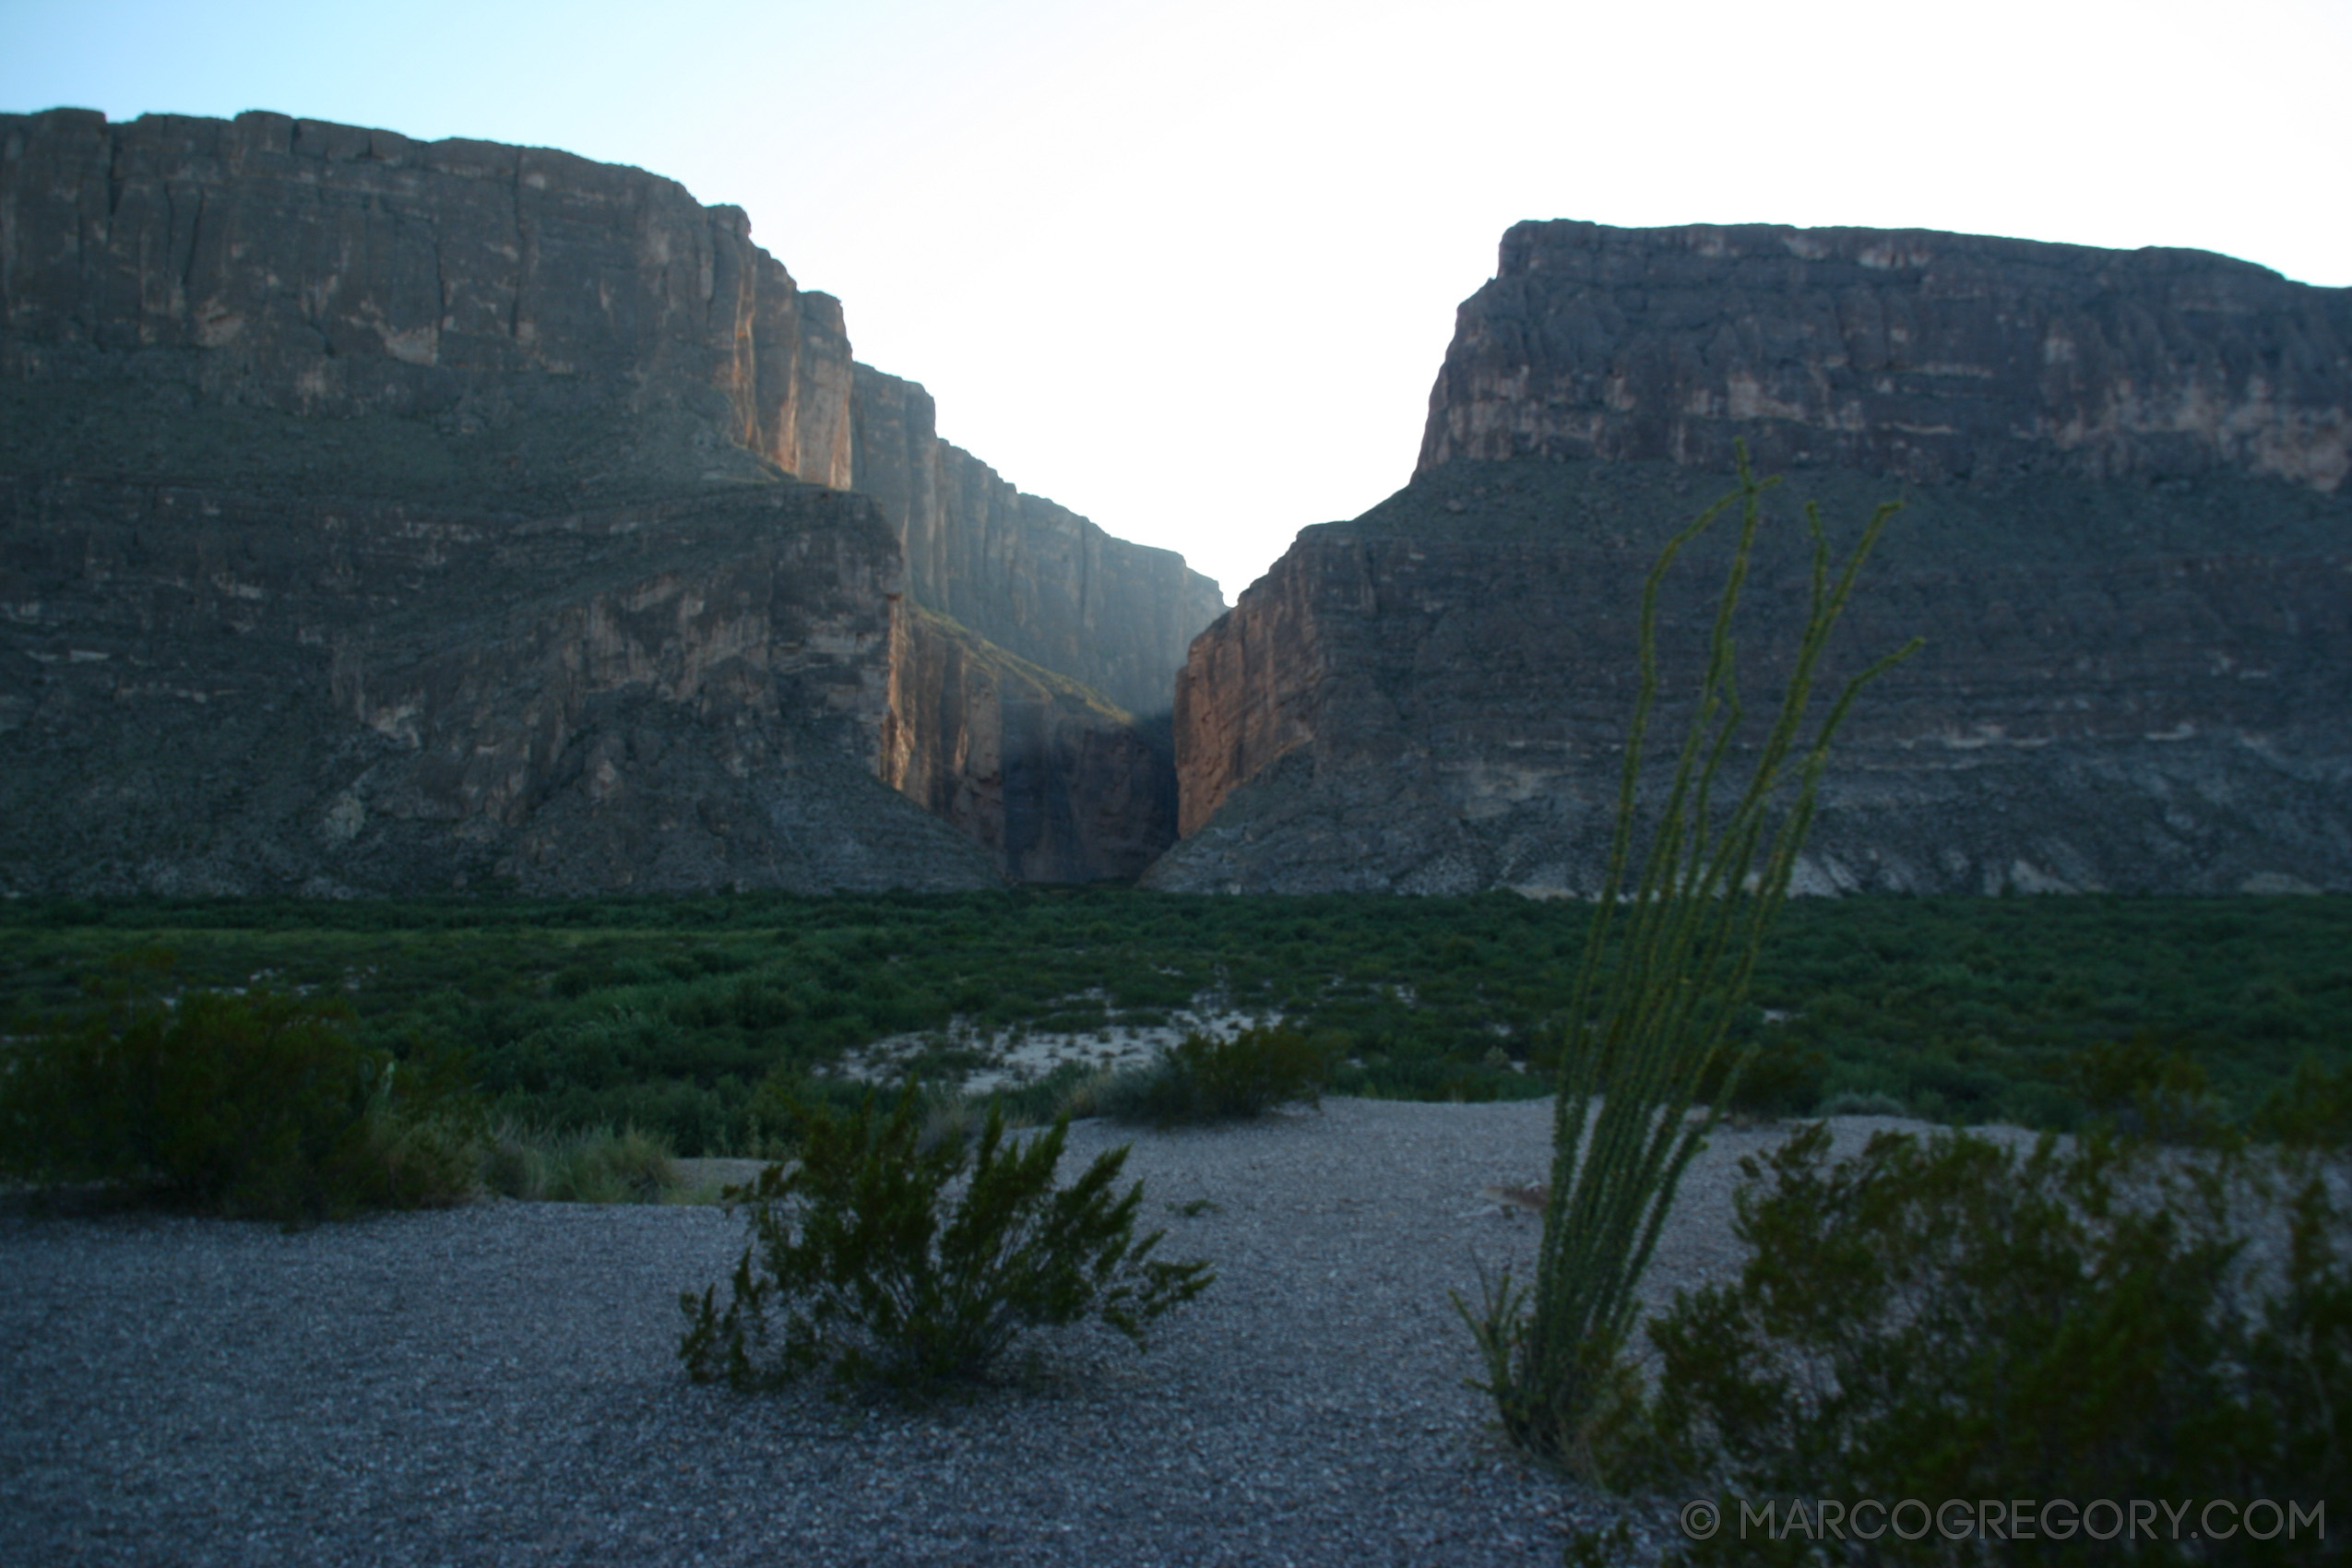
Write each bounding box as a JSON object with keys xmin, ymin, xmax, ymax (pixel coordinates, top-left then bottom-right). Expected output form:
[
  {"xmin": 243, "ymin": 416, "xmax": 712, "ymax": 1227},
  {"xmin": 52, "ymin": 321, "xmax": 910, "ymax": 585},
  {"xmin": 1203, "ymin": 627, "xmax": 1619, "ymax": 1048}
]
[{"xmin": 6, "ymin": 0, "xmax": 2346, "ymax": 601}]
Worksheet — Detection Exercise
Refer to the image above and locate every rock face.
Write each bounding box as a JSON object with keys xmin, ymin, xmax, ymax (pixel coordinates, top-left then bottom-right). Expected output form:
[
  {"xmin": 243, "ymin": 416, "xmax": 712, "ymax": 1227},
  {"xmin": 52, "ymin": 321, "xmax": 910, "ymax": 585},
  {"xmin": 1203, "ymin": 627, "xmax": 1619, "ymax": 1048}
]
[
  {"xmin": 851, "ymin": 364, "xmax": 1224, "ymax": 719},
  {"xmin": 1421, "ymin": 220, "xmax": 2351, "ymax": 492},
  {"xmin": 2, "ymin": 108, "xmax": 856, "ymax": 485},
  {"xmin": 0, "ymin": 109, "xmax": 1218, "ymax": 892},
  {"xmin": 0, "ymin": 461, "xmax": 996, "ymax": 895},
  {"xmin": 884, "ymin": 605, "xmax": 1176, "ymax": 884},
  {"xmin": 1158, "ymin": 224, "xmax": 2352, "ymax": 896}
]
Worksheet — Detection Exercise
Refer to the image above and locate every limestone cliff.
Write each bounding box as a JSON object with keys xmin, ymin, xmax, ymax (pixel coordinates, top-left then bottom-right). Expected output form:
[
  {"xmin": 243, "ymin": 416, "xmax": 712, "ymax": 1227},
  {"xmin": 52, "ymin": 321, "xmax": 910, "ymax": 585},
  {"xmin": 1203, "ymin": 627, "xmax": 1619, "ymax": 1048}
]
[
  {"xmin": 0, "ymin": 464, "xmax": 996, "ymax": 896},
  {"xmin": 0, "ymin": 109, "xmax": 1214, "ymax": 891},
  {"xmin": 1158, "ymin": 225, "xmax": 2352, "ymax": 896},
  {"xmin": 1420, "ymin": 220, "xmax": 2352, "ymax": 492},
  {"xmin": 1, "ymin": 108, "xmax": 855, "ymax": 485},
  {"xmin": 885, "ymin": 605, "xmax": 1176, "ymax": 884},
  {"xmin": 851, "ymin": 364, "xmax": 1224, "ymax": 719}
]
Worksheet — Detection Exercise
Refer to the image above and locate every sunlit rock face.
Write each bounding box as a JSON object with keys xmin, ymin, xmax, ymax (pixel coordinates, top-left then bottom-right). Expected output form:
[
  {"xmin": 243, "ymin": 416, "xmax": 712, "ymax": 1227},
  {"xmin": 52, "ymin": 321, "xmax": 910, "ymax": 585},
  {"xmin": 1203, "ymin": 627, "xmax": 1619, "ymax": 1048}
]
[
  {"xmin": 0, "ymin": 109, "xmax": 1216, "ymax": 892},
  {"xmin": 1156, "ymin": 225, "xmax": 2352, "ymax": 896},
  {"xmin": 1420, "ymin": 220, "xmax": 2352, "ymax": 493}
]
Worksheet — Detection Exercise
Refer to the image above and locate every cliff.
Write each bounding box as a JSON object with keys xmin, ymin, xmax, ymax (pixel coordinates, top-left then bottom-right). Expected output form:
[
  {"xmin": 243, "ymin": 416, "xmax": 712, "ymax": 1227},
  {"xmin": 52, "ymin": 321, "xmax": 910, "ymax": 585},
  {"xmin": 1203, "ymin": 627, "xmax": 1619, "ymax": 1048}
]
[
  {"xmin": 885, "ymin": 605, "xmax": 1177, "ymax": 884},
  {"xmin": 1158, "ymin": 225, "xmax": 2352, "ymax": 896},
  {"xmin": 0, "ymin": 109, "xmax": 1212, "ymax": 891},
  {"xmin": 1420, "ymin": 220, "xmax": 2351, "ymax": 492},
  {"xmin": 0, "ymin": 460, "xmax": 997, "ymax": 896},
  {"xmin": 851, "ymin": 363, "xmax": 1224, "ymax": 719},
  {"xmin": 1, "ymin": 108, "xmax": 855, "ymax": 486}
]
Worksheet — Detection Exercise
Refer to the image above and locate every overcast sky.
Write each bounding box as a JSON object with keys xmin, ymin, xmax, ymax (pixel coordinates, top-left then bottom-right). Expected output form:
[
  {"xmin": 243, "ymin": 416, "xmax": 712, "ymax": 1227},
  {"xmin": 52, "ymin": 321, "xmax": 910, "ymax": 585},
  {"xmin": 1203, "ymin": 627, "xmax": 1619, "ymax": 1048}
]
[{"xmin": 6, "ymin": 0, "xmax": 2346, "ymax": 600}]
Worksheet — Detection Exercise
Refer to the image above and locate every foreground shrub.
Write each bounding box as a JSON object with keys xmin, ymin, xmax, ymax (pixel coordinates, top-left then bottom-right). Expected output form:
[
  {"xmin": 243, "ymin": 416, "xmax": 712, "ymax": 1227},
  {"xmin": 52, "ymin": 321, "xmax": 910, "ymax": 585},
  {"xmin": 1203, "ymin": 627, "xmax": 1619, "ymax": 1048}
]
[
  {"xmin": 679, "ymin": 1087, "xmax": 1212, "ymax": 1397},
  {"xmin": 1609, "ymin": 1123, "xmax": 2349, "ymax": 1565},
  {"xmin": 1084, "ymin": 1025, "xmax": 1327, "ymax": 1127},
  {"xmin": 0, "ymin": 964, "xmax": 479, "ymax": 1222}
]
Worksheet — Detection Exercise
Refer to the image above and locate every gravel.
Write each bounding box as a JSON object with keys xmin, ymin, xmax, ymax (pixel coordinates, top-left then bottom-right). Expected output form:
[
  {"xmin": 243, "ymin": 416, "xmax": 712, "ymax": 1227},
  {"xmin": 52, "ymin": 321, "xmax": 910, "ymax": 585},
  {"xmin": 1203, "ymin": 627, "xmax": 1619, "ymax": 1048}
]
[{"xmin": 0, "ymin": 1099, "xmax": 1945, "ymax": 1567}]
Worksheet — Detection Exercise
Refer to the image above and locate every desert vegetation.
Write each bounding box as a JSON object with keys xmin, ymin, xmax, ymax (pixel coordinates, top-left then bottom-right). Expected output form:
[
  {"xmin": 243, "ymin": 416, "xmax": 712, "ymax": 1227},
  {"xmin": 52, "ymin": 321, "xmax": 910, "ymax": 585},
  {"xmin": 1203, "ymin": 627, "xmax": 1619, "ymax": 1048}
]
[
  {"xmin": 1461, "ymin": 455, "xmax": 1919, "ymax": 1471},
  {"xmin": 679, "ymin": 1086, "xmax": 1212, "ymax": 1397},
  {"xmin": 2, "ymin": 890, "xmax": 2346, "ymax": 1159},
  {"xmin": 1592, "ymin": 1124, "xmax": 2350, "ymax": 1566}
]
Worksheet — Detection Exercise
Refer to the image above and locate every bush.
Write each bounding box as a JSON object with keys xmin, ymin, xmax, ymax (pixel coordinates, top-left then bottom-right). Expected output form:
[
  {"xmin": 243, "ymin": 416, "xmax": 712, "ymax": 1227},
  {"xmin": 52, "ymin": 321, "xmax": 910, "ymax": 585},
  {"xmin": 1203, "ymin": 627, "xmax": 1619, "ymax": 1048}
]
[
  {"xmin": 1083, "ymin": 1026, "xmax": 1327, "ymax": 1127},
  {"xmin": 1607, "ymin": 1123, "xmax": 2349, "ymax": 1564},
  {"xmin": 2252, "ymin": 1056, "xmax": 2352, "ymax": 1149},
  {"xmin": 679, "ymin": 1087, "xmax": 1212, "ymax": 1397},
  {"xmin": 2068, "ymin": 1031, "xmax": 2231, "ymax": 1146},
  {"xmin": 0, "ymin": 965, "xmax": 480, "ymax": 1223},
  {"xmin": 481, "ymin": 1122, "xmax": 680, "ymax": 1202}
]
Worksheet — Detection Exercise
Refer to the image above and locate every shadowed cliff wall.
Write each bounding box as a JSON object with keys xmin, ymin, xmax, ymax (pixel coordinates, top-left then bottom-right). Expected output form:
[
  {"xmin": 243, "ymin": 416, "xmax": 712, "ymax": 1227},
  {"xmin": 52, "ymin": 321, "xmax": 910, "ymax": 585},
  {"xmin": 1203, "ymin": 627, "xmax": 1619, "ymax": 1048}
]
[
  {"xmin": 0, "ymin": 109, "xmax": 1213, "ymax": 890},
  {"xmin": 1159, "ymin": 224, "xmax": 2352, "ymax": 896},
  {"xmin": 884, "ymin": 604, "xmax": 1177, "ymax": 884}
]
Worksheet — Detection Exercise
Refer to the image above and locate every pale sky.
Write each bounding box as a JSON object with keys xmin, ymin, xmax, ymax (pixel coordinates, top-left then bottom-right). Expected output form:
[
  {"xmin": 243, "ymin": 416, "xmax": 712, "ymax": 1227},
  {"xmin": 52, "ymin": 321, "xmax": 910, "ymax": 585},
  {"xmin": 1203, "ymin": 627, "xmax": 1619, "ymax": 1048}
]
[{"xmin": 6, "ymin": 0, "xmax": 2346, "ymax": 600}]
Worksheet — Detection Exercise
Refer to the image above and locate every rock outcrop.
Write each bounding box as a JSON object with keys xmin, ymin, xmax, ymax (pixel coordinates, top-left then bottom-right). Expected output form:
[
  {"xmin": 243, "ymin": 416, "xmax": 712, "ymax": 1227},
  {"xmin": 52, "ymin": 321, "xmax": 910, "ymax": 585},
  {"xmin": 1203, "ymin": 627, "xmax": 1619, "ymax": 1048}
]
[
  {"xmin": 1, "ymin": 109, "xmax": 1218, "ymax": 893},
  {"xmin": 851, "ymin": 364, "xmax": 1224, "ymax": 719},
  {"xmin": 2, "ymin": 107, "xmax": 855, "ymax": 485},
  {"xmin": 1158, "ymin": 224, "xmax": 2352, "ymax": 896},
  {"xmin": 885, "ymin": 605, "xmax": 1176, "ymax": 884},
  {"xmin": 1, "ymin": 461, "xmax": 997, "ymax": 895},
  {"xmin": 1421, "ymin": 220, "xmax": 2351, "ymax": 492}
]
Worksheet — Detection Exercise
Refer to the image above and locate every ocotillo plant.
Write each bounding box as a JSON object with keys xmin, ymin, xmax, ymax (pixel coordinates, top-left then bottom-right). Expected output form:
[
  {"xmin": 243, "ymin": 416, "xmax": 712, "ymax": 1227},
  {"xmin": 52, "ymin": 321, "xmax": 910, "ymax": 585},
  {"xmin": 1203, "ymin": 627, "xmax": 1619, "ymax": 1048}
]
[{"xmin": 1460, "ymin": 447, "xmax": 1920, "ymax": 1477}]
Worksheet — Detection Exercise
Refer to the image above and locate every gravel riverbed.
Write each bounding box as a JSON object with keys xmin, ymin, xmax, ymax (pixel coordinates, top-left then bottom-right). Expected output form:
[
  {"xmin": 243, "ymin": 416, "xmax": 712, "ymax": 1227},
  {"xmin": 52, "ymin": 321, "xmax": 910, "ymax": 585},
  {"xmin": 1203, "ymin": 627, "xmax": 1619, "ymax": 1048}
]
[{"xmin": 2, "ymin": 1099, "xmax": 1932, "ymax": 1567}]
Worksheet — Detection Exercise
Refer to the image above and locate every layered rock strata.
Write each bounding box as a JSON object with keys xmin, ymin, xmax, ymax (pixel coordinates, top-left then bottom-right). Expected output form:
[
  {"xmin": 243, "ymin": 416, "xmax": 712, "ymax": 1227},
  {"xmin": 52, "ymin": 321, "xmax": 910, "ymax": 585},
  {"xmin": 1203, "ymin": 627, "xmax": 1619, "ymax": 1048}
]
[
  {"xmin": 1, "ymin": 107, "xmax": 855, "ymax": 485},
  {"xmin": 1158, "ymin": 225, "xmax": 2352, "ymax": 896},
  {"xmin": 1, "ymin": 109, "xmax": 1216, "ymax": 890},
  {"xmin": 1421, "ymin": 220, "xmax": 2351, "ymax": 492},
  {"xmin": 0, "ymin": 465, "xmax": 996, "ymax": 895},
  {"xmin": 851, "ymin": 364, "xmax": 1224, "ymax": 719}
]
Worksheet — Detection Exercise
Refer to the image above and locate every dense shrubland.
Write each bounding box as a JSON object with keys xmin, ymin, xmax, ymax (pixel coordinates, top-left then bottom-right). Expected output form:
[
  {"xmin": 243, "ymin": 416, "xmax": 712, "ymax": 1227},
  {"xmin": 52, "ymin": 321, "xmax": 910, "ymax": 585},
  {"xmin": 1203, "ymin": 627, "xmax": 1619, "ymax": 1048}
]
[{"xmin": 3, "ymin": 891, "xmax": 2346, "ymax": 1156}]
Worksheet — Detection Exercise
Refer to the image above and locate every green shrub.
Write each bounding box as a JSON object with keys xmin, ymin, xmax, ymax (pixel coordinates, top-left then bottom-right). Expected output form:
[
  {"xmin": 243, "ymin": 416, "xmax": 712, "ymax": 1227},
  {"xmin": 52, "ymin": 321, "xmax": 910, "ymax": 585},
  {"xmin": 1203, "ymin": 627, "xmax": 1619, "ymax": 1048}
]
[
  {"xmin": 2068, "ymin": 1030, "xmax": 2231, "ymax": 1146},
  {"xmin": 1704, "ymin": 1033, "xmax": 1827, "ymax": 1120},
  {"xmin": 1814, "ymin": 1089, "xmax": 1908, "ymax": 1119},
  {"xmin": 679, "ymin": 1087, "xmax": 1212, "ymax": 1397},
  {"xmin": 1608, "ymin": 1123, "xmax": 2348, "ymax": 1564},
  {"xmin": 0, "ymin": 964, "xmax": 480, "ymax": 1223},
  {"xmin": 481, "ymin": 1121, "xmax": 680, "ymax": 1202},
  {"xmin": 2251, "ymin": 1056, "xmax": 2352, "ymax": 1149},
  {"xmin": 1082, "ymin": 1026, "xmax": 1327, "ymax": 1127}
]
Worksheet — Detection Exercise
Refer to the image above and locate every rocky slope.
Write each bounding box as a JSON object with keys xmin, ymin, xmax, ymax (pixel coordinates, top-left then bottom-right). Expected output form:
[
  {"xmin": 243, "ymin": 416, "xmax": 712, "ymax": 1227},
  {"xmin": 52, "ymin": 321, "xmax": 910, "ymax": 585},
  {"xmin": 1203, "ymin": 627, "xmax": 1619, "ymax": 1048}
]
[
  {"xmin": 0, "ymin": 108, "xmax": 1215, "ymax": 892},
  {"xmin": 1156, "ymin": 224, "xmax": 2352, "ymax": 896}
]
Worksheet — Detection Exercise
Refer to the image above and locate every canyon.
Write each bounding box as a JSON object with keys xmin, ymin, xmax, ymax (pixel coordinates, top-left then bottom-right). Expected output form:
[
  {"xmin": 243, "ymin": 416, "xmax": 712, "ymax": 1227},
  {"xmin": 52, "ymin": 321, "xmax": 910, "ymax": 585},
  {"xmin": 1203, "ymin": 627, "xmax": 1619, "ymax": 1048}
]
[
  {"xmin": 0, "ymin": 108, "xmax": 1220, "ymax": 893},
  {"xmin": 8, "ymin": 115, "xmax": 2346, "ymax": 902},
  {"xmin": 1155, "ymin": 221, "xmax": 2352, "ymax": 896}
]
